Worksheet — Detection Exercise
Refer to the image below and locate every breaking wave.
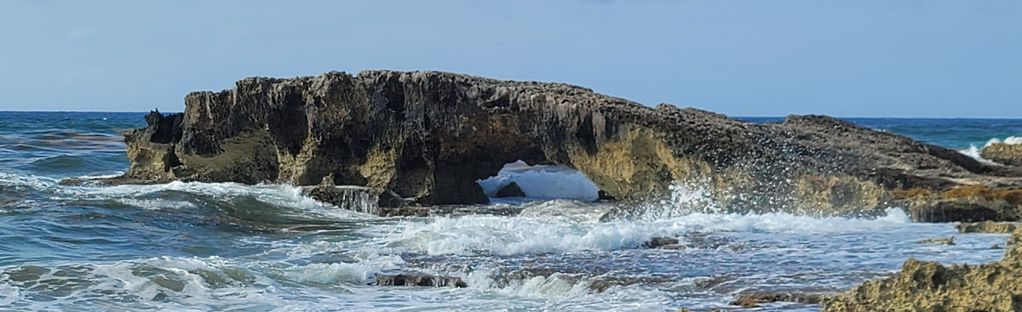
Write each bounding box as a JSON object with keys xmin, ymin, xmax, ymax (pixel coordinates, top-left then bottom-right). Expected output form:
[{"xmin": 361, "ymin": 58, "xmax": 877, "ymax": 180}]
[{"xmin": 380, "ymin": 185, "xmax": 910, "ymax": 256}]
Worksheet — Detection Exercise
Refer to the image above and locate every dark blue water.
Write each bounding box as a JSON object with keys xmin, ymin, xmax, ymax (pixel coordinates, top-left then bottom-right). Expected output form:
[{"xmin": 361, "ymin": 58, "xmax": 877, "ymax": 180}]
[
  {"xmin": 0, "ymin": 112, "xmax": 1018, "ymax": 311},
  {"xmin": 743, "ymin": 117, "xmax": 1022, "ymax": 150}
]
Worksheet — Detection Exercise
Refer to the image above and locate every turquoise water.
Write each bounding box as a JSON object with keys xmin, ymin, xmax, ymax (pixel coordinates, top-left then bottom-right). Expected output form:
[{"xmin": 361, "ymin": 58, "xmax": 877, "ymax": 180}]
[{"xmin": 1, "ymin": 112, "xmax": 1019, "ymax": 311}]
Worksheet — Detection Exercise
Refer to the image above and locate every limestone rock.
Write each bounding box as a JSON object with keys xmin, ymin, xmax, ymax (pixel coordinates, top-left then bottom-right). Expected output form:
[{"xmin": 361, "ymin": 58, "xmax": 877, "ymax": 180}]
[
  {"xmin": 824, "ymin": 227, "xmax": 1022, "ymax": 311},
  {"xmin": 90, "ymin": 70, "xmax": 1022, "ymax": 219},
  {"xmin": 495, "ymin": 182, "xmax": 526, "ymax": 198},
  {"xmin": 982, "ymin": 143, "xmax": 1022, "ymax": 166}
]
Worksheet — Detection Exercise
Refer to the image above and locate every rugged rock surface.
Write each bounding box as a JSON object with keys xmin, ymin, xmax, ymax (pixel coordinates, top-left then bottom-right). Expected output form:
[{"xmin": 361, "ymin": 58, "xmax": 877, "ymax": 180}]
[
  {"xmin": 732, "ymin": 291, "xmax": 826, "ymax": 308},
  {"xmin": 495, "ymin": 182, "xmax": 526, "ymax": 198},
  {"xmin": 824, "ymin": 227, "xmax": 1022, "ymax": 311},
  {"xmin": 374, "ymin": 273, "xmax": 467, "ymax": 288},
  {"xmin": 643, "ymin": 237, "xmax": 682, "ymax": 249},
  {"xmin": 96, "ymin": 70, "xmax": 1022, "ymax": 218},
  {"xmin": 983, "ymin": 143, "xmax": 1022, "ymax": 166},
  {"xmin": 957, "ymin": 221, "xmax": 1020, "ymax": 234}
]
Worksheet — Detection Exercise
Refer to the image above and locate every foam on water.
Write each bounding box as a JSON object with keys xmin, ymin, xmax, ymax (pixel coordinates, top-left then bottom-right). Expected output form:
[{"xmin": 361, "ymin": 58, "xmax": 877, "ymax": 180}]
[
  {"xmin": 381, "ymin": 191, "xmax": 910, "ymax": 256},
  {"xmin": 0, "ymin": 171, "xmax": 374, "ymax": 221}
]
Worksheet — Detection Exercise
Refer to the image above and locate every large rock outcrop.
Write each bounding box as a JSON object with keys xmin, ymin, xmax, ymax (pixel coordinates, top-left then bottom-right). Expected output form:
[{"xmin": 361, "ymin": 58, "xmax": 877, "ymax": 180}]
[
  {"xmin": 95, "ymin": 70, "xmax": 1022, "ymax": 219},
  {"xmin": 824, "ymin": 227, "xmax": 1022, "ymax": 311}
]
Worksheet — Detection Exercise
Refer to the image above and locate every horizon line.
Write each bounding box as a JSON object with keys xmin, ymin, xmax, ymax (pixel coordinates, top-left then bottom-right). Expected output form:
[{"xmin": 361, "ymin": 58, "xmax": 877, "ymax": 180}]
[{"xmin": 1, "ymin": 110, "xmax": 1020, "ymax": 120}]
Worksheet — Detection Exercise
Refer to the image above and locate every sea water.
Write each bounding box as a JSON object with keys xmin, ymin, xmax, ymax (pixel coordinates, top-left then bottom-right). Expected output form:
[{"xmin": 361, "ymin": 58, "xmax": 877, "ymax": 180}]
[{"xmin": 1, "ymin": 112, "xmax": 1020, "ymax": 311}]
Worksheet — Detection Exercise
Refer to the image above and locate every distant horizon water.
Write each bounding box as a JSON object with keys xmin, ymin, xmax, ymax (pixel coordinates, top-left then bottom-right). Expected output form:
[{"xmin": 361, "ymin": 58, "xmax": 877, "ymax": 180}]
[{"xmin": 1, "ymin": 110, "xmax": 1020, "ymax": 120}]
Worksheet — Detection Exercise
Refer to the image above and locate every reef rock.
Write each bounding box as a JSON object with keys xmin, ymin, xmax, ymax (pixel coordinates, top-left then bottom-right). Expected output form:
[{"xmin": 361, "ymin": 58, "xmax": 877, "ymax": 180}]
[
  {"xmin": 983, "ymin": 143, "xmax": 1022, "ymax": 166},
  {"xmin": 957, "ymin": 221, "xmax": 1020, "ymax": 234},
  {"xmin": 95, "ymin": 70, "xmax": 1022, "ymax": 219},
  {"xmin": 374, "ymin": 273, "xmax": 467, "ymax": 288},
  {"xmin": 644, "ymin": 237, "xmax": 681, "ymax": 249},
  {"xmin": 732, "ymin": 291, "xmax": 826, "ymax": 308},
  {"xmin": 495, "ymin": 181, "xmax": 526, "ymax": 198},
  {"xmin": 824, "ymin": 227, "xmax": 1022, "ymax": 311}
]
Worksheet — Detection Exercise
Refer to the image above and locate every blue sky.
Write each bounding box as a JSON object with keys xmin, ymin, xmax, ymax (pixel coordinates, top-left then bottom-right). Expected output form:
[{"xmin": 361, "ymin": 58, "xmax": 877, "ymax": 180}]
[{"xmin": 0, "ymin": 0, "xmax": 1019, "ymax": 117}]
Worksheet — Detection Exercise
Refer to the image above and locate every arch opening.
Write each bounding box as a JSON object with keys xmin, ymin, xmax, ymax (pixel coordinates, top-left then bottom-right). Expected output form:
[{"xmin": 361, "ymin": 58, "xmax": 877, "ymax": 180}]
[{"xmin": 476, "ymin": 160, "xmax": 601, "ymax": 202}]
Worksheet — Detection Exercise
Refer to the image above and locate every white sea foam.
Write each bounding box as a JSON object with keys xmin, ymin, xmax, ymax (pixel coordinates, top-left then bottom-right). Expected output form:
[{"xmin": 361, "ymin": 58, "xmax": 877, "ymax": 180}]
[
  {"xmin": 383, "ymin": 204, "xmax": 909, "ymax": 256},
  {"xmin": 116, "ymin": 198, "xmax": 198, "ymax": 210},
  {"xmin": 0, "ymin": 172, "xmax": 58, "ymax": 189},
  {"xmin": 477, "ymin": 160, "xmax": 600, "ymax": 201},
  {"xmin": 0, "ymin": 254, "xmax": 408, "ymax": 311},
  {"xmin": 990, "ymin": 136, "xmax": 1022, "ymax": 145},
  {"xmin": 461, "ymin": 268, "xmax": 674, "ymax": 310},
  {"xmin": 66, "ymin": 181, "xmax": 370, "ymax": 219}
]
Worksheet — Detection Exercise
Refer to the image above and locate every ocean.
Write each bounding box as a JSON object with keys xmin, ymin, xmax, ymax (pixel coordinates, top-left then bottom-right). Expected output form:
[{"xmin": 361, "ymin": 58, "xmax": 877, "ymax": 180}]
[{"xmin": 1, "ymin": 111, "xmax": 1020, "ymax": 311}]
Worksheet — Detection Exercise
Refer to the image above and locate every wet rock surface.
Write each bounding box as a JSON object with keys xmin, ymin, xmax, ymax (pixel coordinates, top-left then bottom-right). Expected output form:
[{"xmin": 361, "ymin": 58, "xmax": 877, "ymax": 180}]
[
  {"xmin": 731, "ymin": 291, "xmax": 827, "ymax": 308},
  {"xmin": 495, "ymin": 182, "xmax": 526, "ymax": 198},
  {"xmin": 374, "ymin": 273, "xmax": 467, "ymax": 288},
  {"xmin": 644, "ymin": 237, "xmax": 682, "ymax": 249},
  {"xmin": 825, "ymin": 227, "xmax": 1022, "ymax": 311},
  {"xmin": 94, "ymin": 70, "xmax": 1022, "ymax": 220},
  {"xmin": 957, "ymin": 221, "xmax": 1020, "ymax": 234},
  {"xmin": 918, "ymin": 236, "xmax": 956, "ymax": 246}
]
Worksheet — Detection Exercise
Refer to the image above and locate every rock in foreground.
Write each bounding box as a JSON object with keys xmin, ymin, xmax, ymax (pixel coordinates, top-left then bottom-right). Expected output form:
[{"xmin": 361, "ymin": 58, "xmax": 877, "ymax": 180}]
[
  {"xmin": 824, "ymin": 228, "xmax": 1022, "ymax": 311},
  {"xmin": 97, "ymin": 70, "xmax": 1022, "ymax": 219}
]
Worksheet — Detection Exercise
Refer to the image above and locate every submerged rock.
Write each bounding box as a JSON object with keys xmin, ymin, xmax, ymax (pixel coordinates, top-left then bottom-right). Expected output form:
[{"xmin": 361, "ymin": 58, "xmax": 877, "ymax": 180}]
[
  {"xmin": 982, "ymin": 143, "xmax": 1022, "ymax": 166},
  {"xmin": 957, "ymin": 221, "xmax": 1020, "ymax": 234},
  {"xmin": 644, "ymin": 237, "xmax": 681, "ymax": 249},
  {"xmin": 94, "ymin": 70, "xmax": 1022, "ymax": 220},
  {"xmin": 918, "ymin": 236, "xmax": 956, "ymax": 246},
  {"xmin": 495, "ymin": 182, "xmax": 526, "ymax": 198},
  {"xmin": 374, "ymin": 273, "xmax": 467, "ymax": 288},
  {"xmin": 731, "ymin": 291, "xmax": 826, "ymax": 308},
  {"xmin": 824, "ymin": 227, "xmax": 1022, "ymax": 311}
]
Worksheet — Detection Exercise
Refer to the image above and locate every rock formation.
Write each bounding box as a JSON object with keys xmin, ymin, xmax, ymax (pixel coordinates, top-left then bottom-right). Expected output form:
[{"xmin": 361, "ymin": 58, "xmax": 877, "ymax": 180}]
[
  {"xmin": 983, "ymin": 143, "xmax": 1022, "ymax": 166},
  {"xmin": 732, "ymin": 292, "xmax": 826, "ymax": 308},
  {"xmin": 495, "ymin": 182, "xmax": 526, "ymax": 198},
  {"xmin": 957, "ymin": 221, "xmax": 1019, "ymax": 234},
  {"xmin": 824, "ymin": 227, "xmax": 1022, "ymax": 311},
  {"xmin": 93, "ymin": 70, "xmax": 1022, "ymax": 220},
  {"xmin": 374, "ymin": 273, "xmax": 467, "ymax": 288}
]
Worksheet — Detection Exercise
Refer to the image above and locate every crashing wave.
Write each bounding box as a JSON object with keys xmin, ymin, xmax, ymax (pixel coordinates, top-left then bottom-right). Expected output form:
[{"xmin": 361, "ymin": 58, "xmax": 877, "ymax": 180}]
[{"xmin": 379, "ymin": 185, "xmax": 910, "ymax": 256}]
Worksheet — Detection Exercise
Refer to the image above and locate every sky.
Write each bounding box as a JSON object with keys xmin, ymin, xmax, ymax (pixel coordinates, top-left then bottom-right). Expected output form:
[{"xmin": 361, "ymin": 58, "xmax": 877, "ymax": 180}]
[{"xmin": 0, "ymin": 0, "xmax": 1019, "ymax": 117}]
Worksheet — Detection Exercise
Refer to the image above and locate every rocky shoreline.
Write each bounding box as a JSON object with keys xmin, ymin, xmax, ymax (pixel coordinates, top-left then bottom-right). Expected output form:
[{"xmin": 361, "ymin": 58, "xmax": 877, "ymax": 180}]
[
  {"xmin": 824, "ymin": 226, "xmax": 1022, "ymax": 311},
  {"xmin": 82, "ymin": 70, "xmax": 1022, "ymax": 310},
  {"xmin": 85, "ymin": 70, "xmax": 1022, "ymax": 222}
]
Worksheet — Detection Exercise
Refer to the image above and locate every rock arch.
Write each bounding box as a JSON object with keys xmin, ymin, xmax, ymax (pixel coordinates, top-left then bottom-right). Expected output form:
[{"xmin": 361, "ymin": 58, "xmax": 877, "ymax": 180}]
[{"xmin": 101, "ymin": 70, "xmax": 1022, "ymax": 220}]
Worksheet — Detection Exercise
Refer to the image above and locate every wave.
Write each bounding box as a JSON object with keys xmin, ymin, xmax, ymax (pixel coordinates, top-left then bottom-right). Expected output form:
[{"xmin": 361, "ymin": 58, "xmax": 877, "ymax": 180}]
[
  {"xmin": 379, "ymin": 198, "xmax": 909, "ymax": 256},
  {"xmin": 0, "ymin": 172, "xmax": 376, "ymax": 231}
]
